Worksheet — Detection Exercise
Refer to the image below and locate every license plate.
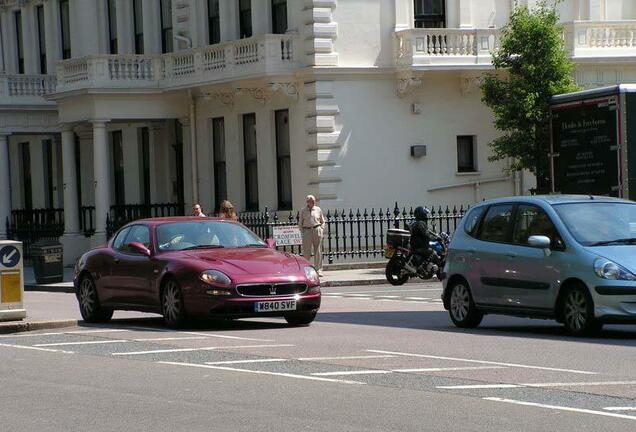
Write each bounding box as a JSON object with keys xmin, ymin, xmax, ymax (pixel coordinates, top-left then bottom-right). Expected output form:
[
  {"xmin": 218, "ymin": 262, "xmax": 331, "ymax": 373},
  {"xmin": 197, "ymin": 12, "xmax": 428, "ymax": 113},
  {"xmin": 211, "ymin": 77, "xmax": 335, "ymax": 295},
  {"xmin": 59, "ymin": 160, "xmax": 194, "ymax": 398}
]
[
  {"xmin": 254, "ymin": 300, "xmax": 297, "ymax": 312},
  {"xmin": 384, "ymin": 248, "xmax": 395, "ymax": 258}
]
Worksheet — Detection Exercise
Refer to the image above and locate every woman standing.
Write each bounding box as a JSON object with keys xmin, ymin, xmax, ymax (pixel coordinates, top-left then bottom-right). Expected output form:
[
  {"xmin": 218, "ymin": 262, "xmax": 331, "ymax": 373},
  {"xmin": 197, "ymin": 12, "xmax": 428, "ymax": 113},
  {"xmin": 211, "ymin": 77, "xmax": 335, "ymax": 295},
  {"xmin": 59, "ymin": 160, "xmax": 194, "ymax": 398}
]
[{"xmin": 218, "ymin": 200, "xmax": 238, "ymax": 221}]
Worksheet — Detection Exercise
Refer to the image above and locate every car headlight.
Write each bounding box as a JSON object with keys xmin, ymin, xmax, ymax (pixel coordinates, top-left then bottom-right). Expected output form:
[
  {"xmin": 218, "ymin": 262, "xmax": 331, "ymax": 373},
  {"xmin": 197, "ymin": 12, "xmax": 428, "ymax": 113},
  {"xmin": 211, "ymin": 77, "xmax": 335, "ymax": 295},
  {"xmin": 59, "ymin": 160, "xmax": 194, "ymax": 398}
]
[
  {"xmin": 200, "ymin": 270, "xmax": 232, "ymax": 287},
  {"xmin": 593, "ymin": 259, "xmax": 636, "ymax": 281},
  {"xmin": 304, "ymin": 266, "xmax": 319, "ymax": 283}
]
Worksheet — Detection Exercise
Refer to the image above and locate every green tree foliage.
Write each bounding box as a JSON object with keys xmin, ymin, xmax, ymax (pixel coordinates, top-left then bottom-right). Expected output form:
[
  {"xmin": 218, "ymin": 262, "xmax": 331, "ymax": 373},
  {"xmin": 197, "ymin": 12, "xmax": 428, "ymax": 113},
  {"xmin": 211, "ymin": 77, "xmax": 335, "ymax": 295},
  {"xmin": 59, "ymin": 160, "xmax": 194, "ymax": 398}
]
[{"xmin": 481, "ymin": 1, "xmax": 578, "ymax": 193}]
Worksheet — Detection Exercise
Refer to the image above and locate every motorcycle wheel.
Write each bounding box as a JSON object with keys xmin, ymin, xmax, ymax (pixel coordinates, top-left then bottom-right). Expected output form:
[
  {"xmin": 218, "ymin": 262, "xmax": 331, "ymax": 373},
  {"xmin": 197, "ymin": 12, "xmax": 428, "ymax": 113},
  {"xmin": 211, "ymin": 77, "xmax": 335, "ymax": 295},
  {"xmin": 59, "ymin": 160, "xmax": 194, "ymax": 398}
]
[{"xmin": 386, "ymin": 257, "xmax": 410, "ymax": 286}]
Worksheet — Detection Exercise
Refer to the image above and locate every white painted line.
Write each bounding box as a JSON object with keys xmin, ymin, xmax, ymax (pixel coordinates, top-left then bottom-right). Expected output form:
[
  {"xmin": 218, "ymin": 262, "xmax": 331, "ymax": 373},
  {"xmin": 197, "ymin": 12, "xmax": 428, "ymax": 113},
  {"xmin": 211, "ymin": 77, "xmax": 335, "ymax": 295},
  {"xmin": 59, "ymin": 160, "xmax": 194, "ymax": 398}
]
[
  {"xmin": 344, "ymin": 294, "xmax": 372, "ymax": 297},
  {"xmin": 438, "ymin": 380, "xmax": 636, "ymax": 390},
  {"xmin": 157, "ymin": 361, "xmax": 366, "ymax": 385},
  {"xmin": 313, "ymin": 370, "xmax": 392, "ymax": 376},
  {"xmin": 405, "ymin": 297, "xmax": 431, "ymax": 300},
  {"xmin": 296, "ymin": 355, "xmax": 396, "ymax": 361},
  {"xmin": 395, "ymin": 366, "xmax": 506, "ymax": 373},
  {"xmin": 205, "ymin": 359, "xmax": 288, "ymax": 365},
  {"xmin": 322, "ymin": 295, "xmax": 343, "ymax": 298},
  {"xmin": 439, "ymin": 384, "xmax": 521, "ymax": 389},
  {"xmin": 0, "ymin": 342, "xmax": 74, "ymax": 354},
  {"xmin": 327, "ymin": 288, "xmax": 441, "ymax": 295},
  {"xmin": 112, "ymin": 344, "xmax": 294, "ymax": 356},
  {"xmin": 178, "ymin": 332, "xmax": 275, "ymax": 342},
  {"xmin": 367, "ymin": 350, "xmax": 597, "ymax": 375},
  {"xmin": 375, "ymin": 295, "xmax": 400, "ymax": 299},
  {"xmin": 34, "ymin": 339, "xmax": 129, "ymax": 347},
  {"xmin": 133, "ymin": 336, "xmax": 208, "ymax": 342},
  {"xmin": 316, "ymin": 366, "xmax": 504, "ymax": 377},
  {"xmin": 605, "ymin": 407, "xmax": 636, "ymax": 412},
  {"xmin": 484, "ymin": 397, "xmax": 636, "ymax": 421},
  {"xmin": 0, "ymin": 329, "xmax": 130, "ymax": 338}
]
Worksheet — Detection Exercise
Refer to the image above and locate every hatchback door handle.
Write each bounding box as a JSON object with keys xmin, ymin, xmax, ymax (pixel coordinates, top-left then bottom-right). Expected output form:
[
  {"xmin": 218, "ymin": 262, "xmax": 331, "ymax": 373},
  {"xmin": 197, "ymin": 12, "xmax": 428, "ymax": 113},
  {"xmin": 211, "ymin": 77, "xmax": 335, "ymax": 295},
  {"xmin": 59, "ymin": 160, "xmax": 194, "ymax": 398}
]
[
  {"xmin": 113, "ymin": 258, "xmax": 120, "ymax": 264},
  {"xmin": 506, "ymin": 253, "xmax": 517, "ymax": 259}
]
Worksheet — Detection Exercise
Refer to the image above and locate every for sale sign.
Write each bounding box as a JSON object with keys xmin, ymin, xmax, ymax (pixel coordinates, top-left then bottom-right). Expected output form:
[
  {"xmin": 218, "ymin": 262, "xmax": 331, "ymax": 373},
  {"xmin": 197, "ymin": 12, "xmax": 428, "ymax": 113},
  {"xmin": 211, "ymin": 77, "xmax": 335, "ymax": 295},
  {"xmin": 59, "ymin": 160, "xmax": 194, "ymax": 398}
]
[{"xmin": 272, "ymin": 226, "xmax": 303, "ymax": 246}]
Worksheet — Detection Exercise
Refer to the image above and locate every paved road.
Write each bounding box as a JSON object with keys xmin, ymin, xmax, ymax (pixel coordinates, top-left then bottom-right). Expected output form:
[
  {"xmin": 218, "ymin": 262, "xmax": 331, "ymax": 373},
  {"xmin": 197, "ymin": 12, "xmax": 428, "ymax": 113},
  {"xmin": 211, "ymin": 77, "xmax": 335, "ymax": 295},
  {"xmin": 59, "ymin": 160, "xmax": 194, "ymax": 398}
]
[{"xmin": 2, "ymin": 283, "xmax": 636, "ymax": 431}]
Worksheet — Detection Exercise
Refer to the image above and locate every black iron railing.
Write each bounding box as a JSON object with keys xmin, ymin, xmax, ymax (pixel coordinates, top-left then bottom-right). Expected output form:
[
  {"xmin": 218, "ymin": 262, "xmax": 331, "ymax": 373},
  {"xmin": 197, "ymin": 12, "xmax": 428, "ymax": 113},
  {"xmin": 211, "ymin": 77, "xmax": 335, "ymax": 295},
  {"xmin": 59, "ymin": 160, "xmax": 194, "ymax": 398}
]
[
  {"xmin": 80, "ymin": 206, "xmax": 95, "ymax": 237},
  {"xmin": 6, "ymin": 209, "xmax": 65, "ymax": 261},
  {"xmin": 107, "ymin": 202, "xmax": 185, "ymax": 238},
  {"xmin": 240, "ymin": 203, "xmax": 467, "ymax": 263}
]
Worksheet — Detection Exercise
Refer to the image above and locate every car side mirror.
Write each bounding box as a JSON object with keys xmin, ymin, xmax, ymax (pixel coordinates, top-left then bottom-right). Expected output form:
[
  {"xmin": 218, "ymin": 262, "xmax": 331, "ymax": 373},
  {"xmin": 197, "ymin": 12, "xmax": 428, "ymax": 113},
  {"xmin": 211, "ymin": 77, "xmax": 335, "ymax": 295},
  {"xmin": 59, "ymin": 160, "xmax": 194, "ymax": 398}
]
[
  {"xmin": 265, "ymin": 238, "xmax": 277, "ymax": 249},
  {"xmin": 129, "ymin": 242, "xmax": 151, "ymax": 257},
  {"xmin": 528, "ymin": 235, "xmax": 551, "ymax": 256}
]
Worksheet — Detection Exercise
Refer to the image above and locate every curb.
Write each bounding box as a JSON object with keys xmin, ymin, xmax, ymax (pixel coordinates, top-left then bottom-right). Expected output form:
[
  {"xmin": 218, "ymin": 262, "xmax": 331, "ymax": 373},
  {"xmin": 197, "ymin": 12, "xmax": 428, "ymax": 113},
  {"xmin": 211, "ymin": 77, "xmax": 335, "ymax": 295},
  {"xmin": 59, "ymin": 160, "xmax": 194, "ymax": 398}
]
[
  {"xmin": 323, "ymin": 262, "xmax": 385, "ymax": 271},
  {"xmin": 0, "ymin": 319, "xmax": 78, "ymax": 334}
]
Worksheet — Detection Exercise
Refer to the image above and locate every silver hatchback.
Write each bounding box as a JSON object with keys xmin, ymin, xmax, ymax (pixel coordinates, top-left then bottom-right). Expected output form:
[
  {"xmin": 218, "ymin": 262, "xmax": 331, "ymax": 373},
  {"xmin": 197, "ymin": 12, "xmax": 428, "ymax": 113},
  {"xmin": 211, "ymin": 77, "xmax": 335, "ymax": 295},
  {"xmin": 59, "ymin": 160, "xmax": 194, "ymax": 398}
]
[{"xmin": 442, "ymin": 195, "xmax": 636, "ymax": 335}]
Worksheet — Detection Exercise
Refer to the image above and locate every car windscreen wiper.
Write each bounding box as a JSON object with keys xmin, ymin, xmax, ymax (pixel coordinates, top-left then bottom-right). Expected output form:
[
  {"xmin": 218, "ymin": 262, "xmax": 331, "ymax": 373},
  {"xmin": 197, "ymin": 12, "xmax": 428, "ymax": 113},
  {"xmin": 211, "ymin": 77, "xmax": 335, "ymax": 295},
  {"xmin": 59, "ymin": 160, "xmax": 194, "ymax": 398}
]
[
  {"xmin": 589, "ymin": 238, "xmax": 636, "ymax": 246},
  {"xmin": 181, "ymin": 245, "xmax": 225, "ymax": 250},
  {"xmin": 237, "ymin": 243, "xmax": 268, "ymax": 248}
]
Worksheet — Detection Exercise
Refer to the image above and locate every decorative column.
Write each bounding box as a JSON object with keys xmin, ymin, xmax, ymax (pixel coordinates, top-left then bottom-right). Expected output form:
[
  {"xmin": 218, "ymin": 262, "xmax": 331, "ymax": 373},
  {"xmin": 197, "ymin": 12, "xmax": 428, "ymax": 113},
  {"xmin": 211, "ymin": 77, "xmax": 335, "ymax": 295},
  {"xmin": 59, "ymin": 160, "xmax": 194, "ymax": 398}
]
[
  {"xmin": 92, "ymin": 121, "xmax": 111, "ymax": 245},
  {"xmin": 61, "ymin": 126, "xmax": 80, "ymax": 235},
  {"xmin": 0, "ymin": 134, "xmax": 11, "ymax": 239}
]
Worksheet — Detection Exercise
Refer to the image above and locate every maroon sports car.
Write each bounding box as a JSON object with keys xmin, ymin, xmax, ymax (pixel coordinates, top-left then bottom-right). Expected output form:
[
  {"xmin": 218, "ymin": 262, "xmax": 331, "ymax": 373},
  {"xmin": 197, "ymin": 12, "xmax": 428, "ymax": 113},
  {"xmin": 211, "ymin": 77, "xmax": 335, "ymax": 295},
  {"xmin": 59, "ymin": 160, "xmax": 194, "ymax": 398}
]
[{"xmin": 73, "ymin": 217, "xmax": 321, "ymax": 328}]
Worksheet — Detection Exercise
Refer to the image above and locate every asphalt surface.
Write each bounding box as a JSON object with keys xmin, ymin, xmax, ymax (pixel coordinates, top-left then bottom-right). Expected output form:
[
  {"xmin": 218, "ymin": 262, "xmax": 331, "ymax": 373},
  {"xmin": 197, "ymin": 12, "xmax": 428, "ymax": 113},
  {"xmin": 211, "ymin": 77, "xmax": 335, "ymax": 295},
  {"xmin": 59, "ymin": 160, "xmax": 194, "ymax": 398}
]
[{"xmin": 2, "ymin": 282, "xmax": 636, "ymax": 431}]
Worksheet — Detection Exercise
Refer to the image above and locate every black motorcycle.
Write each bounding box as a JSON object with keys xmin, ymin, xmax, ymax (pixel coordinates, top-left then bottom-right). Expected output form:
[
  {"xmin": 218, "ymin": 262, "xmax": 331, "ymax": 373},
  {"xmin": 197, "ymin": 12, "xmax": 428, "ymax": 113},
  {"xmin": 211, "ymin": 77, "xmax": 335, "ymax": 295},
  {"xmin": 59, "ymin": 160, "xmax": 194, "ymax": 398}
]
[{"xmin": 384, "ymin": 229, "xmax": 450, "ymax": 286}]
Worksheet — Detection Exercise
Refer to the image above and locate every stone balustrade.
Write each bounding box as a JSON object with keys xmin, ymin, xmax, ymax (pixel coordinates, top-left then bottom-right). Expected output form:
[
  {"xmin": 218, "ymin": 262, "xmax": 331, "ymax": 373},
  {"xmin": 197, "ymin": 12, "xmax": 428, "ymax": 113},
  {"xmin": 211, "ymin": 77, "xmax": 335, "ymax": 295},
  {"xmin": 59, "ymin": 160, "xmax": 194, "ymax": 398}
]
[
  {"xmin": 563, "ymin": 20, "xmax": 636, "ymax": 58},
  {"xmin": 56, "ymin": 34, "xmax": 296, "ymax": 93},
  {"xmin": 0, "ymin": 74, "xmax": 57, "ymax": 106}
]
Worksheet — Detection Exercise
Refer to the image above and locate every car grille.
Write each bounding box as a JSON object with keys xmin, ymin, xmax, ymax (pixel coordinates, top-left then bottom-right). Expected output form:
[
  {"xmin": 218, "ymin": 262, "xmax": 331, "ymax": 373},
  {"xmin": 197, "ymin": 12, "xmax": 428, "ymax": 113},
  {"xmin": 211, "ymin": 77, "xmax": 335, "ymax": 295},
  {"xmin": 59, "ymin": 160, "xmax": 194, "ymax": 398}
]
[{"xmin": 236, "ymin": 283, "xmax": 308, "ymax": 297}]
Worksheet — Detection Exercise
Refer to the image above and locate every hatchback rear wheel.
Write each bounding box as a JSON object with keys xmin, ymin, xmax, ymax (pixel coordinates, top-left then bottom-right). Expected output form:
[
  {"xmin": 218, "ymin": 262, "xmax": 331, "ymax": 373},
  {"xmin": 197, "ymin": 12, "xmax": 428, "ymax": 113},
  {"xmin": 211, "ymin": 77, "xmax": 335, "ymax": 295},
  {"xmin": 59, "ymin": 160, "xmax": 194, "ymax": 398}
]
[
  {"xmin": 561, "ymin": 286, "xmax": 602, "ymax": 336},
  {"xmin": 448, "ymin": 280, "xmax": 483, "ymax": 328}
]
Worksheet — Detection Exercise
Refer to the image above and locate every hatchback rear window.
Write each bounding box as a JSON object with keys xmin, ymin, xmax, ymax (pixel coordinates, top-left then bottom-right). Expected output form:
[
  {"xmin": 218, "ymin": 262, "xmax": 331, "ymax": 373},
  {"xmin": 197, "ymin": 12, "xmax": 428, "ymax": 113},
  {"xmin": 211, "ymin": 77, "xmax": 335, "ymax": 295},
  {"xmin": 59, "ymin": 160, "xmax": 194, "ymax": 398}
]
[
  {"xmin": 463, "ymin": 206, "xmax": 486, "ymax": 237},
  {"xmin": 479, "ymin": 204, "xmax": 514, "ymax": 243}
]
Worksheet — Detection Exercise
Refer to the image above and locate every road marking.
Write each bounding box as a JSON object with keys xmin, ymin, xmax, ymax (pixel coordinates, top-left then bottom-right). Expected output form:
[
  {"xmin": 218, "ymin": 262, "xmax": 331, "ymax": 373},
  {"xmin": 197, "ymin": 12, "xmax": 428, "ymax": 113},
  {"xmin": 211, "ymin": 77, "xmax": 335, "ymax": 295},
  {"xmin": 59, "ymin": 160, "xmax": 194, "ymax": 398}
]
[
  {"xmin": 178, "ymin": 332, "xmax": 275, "ymax": 342},
  {"xmin": 158, "ymin": 361, "xmax": 366, "ymax": 385},
  {"xmin": 439, "ymin": 384, "xmax": 521, "ymax": 389},
  {"xmin": 344, "ymin": 294, "xmax": 372, "ymax": 297},
  {"xmin": 296, "ymin": 355, "xmax": 396, "ymax": 361},
  {"xmin": 375, "ymin": 295, "xmax": 400, "ymax": 299},
  {"xmin": 133, "ymin": 336, "xmax": 208, "ymax": 342},
  {"xmin": 34, "ymin": 339, "xmax": 129, "ymax": 347},
  {"xmin": 205, "ymin": 359, "xmax": 288, "ymax": 365},
  {"xmin": 438, "ymin": 381, "xmax": 636, "ymax": 390},
  {"xmin": 0, "ymin": 342, "xmax": 74, "ymax": 354},
  {"xmin": 484, "ymin": 397, "xmax": 636, "ymax": 421},
  {"xmin": 326, "ymin": 288, "xmax": 441, "ymax": 295},
  {"xmin": 605, "ymin": 407, "xmax": 636, "ymax": 411},
  {"xmin": 112, "ymin": 344, "xmax": 294, "ymax": 356},
  {"xmin": 314, "ymin": 366, "xmax": 505, "ymax": 377},
  {"xmin": 0, "ymin": 329, "xmax": 130, "ymax": 338},
  {"xmin": 367, "ymin": 350, "xmax": 597, "ymax": 375},
  {"xmin": 405, "ymin": 297, "xmax": 431, "ymax": 300}
]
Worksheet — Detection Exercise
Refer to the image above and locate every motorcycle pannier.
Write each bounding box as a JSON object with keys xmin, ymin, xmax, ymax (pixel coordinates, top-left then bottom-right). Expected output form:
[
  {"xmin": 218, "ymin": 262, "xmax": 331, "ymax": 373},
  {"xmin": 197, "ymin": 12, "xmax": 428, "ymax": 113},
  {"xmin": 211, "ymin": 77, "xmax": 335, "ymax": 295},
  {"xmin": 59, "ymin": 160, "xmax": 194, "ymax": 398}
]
[{"xmin": 386, "ymin": 228, "xmax": 411, "ymax": 248}]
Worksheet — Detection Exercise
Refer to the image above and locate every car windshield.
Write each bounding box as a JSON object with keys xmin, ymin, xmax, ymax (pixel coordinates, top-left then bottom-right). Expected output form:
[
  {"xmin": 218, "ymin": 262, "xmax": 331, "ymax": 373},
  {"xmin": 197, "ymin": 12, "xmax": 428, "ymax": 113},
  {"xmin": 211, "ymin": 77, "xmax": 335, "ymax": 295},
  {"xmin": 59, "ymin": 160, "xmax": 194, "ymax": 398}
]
[
  {"xmin": 553, "ymin": 202, "xmax": 636, "ymax": 246},
  {"xmin": 156, "ymin": 221, "xmax": 266, "ymax": 251}
]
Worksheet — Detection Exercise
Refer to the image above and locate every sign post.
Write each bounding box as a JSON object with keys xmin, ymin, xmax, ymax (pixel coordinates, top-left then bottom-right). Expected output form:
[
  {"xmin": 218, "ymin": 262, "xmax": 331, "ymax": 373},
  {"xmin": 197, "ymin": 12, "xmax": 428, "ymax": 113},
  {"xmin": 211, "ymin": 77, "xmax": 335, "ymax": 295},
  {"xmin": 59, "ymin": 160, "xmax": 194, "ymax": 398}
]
[{"xmin": 0, "ymin": 240, "xmax": 26, "ymax": 321}]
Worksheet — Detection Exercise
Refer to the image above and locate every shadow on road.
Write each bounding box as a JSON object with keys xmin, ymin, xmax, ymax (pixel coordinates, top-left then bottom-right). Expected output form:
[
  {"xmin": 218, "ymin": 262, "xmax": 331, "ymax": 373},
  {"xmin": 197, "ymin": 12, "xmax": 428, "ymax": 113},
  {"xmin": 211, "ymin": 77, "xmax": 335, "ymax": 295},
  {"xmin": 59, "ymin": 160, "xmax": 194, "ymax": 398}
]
[
  {"xmin": 315, "ymin": 310, "xmax": 636, "ymax": 346},
  {"xmin": 77, "ymin": 316, "xmax": 291, "ymax": 332}
]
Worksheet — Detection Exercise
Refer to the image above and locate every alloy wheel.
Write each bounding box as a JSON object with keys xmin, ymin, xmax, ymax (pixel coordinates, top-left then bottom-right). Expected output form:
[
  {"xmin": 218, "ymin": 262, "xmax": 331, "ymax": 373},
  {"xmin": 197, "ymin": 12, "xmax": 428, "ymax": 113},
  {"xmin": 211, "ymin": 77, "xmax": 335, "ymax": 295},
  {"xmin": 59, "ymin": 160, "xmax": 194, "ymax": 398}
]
[
  {"xmin": 450, "ymin": 284, "xmax": 470, "ymax": 322},
  {"xmin": 564, "ymin": 290, "xmax": 588, "ymax": 332},
  {"xmin": 79, "ymin": 278, "xmax": 96, "ymax": 316},
  {"xmin": 163, "ymin": 280, "xmax": 181, "ymax": 323}
]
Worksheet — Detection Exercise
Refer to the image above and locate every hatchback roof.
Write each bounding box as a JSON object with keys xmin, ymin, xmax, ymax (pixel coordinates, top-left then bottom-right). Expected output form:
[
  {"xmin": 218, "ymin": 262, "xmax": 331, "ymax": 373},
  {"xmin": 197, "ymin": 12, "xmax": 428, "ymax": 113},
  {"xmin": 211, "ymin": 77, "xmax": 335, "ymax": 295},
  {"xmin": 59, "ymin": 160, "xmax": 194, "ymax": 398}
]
[{"xmin": 474, "ymin": 194, "xmax": 631, "ymax": 207}]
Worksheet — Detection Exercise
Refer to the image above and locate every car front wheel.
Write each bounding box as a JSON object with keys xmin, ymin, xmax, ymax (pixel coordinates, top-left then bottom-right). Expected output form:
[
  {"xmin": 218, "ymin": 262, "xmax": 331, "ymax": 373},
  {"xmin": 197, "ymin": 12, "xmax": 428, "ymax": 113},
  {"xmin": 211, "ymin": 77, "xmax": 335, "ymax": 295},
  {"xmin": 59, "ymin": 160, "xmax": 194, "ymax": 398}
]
[
  {"xmin": 162, "ymin": 278, "xmax": 187, "ymax": 329},
  {"xmin": 78, "ymin": 275, "xmax": 113, "ymax": 323},
  {"xmin": 561, "ymin": 286, "xmax": 602, "ymax": 336},
  {"xmin": 448, "ymin": 280, "xmax": 483, "ymax": 328}
]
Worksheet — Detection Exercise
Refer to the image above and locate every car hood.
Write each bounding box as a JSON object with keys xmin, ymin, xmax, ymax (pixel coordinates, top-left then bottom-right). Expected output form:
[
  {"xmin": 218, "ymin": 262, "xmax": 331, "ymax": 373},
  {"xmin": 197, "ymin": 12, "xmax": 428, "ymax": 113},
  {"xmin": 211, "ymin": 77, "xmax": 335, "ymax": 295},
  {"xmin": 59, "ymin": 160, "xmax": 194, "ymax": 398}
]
[
  {"xmin": 181, "ymin": 247, "xmax": 302, "ymax": 275},
  {"xmin": 585, "ymin": 245, "xmax": 636, "ymax": 272}
]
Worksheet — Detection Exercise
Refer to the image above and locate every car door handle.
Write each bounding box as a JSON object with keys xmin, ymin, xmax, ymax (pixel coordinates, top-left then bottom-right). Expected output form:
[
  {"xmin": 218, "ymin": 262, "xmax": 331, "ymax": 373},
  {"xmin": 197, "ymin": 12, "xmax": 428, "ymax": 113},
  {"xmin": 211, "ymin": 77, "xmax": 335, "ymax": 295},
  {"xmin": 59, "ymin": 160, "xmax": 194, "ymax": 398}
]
[
  {"xmin": 506, "ymin": 253, "xmax": 517, "ymax": 259},
  {"xmin": 113, "ymin": 258, "xmax": 120, "ymax": 264}
]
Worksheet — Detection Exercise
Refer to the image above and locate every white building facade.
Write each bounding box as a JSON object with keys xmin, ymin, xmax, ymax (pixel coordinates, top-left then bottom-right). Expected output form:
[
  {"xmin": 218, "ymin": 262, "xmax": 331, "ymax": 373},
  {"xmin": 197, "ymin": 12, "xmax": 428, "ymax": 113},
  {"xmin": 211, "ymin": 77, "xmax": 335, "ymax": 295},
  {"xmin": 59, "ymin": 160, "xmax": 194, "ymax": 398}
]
[{"xmin": 0, "ymin": 0, "xmax": 635, "ymax": 263}]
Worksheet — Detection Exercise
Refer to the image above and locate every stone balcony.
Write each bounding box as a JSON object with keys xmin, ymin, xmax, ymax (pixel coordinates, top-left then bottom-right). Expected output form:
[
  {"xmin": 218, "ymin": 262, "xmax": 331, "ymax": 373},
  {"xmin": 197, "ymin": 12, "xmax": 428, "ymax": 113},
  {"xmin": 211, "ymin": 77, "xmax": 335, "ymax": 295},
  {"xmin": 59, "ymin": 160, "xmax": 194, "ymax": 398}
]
[
  {"xmin": 54, "ymin": 34, "xmax": 298, "ymax": 95},
  {"xmin": 395, "ymin": 21, "xmax": 636, "ymax": 70},
  {"xmin": 0, "ymin": 74, "xmax": 57, "ymax": 108}
]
